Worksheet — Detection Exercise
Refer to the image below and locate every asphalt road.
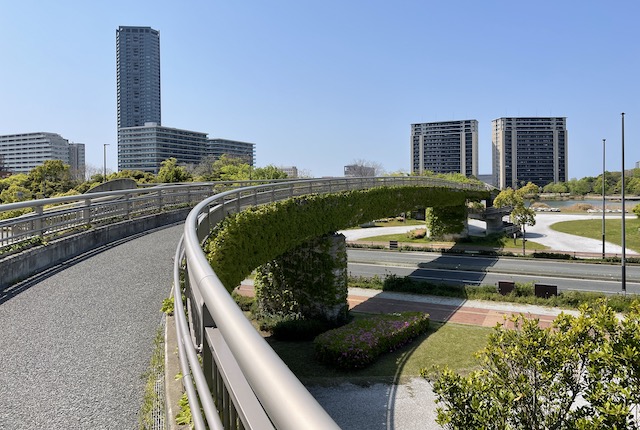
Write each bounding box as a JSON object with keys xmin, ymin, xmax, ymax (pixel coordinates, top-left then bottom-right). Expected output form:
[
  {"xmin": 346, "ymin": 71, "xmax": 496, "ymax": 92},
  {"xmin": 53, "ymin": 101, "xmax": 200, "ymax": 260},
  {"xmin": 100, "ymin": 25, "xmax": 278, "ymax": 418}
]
[
  {"xmin": 347, "ymin": 249, "xmax": 640, "ymax": 295},
  {"xmin": 0, "ymin": 224, "xmax": 184, "ymax": 430}
]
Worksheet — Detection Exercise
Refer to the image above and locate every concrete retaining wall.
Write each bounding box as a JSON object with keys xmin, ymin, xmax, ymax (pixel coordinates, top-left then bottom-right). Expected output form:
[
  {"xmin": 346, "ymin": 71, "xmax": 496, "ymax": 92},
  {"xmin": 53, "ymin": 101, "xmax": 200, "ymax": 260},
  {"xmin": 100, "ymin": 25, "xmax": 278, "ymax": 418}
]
[{"xmin": 1, "ymin": 208, "xmax": 190, "ymax": 289}]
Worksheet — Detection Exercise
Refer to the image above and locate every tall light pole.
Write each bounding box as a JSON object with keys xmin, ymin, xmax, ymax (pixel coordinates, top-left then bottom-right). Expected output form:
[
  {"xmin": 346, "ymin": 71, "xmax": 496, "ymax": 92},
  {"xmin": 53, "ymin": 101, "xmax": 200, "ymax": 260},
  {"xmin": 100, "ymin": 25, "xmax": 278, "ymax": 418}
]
[
  {"xmin": 103, "ymin": 143, "xmax": 110, "ymax": 183},
  {"xmin": 602, "ymin": 138, "xmax": 606, "ymax": 259},
  {"xmin": 621, "ymin": 113, "xmax": 626, "ymax": 293}
]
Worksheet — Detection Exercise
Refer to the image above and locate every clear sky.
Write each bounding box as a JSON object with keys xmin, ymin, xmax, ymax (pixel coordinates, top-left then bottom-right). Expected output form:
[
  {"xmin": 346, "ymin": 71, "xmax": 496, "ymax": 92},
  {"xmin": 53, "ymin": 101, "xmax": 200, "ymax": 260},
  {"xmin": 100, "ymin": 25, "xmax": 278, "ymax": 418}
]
[{"xmin": 1, "ymin": 1, "xmax": 638, "ymax": 178}]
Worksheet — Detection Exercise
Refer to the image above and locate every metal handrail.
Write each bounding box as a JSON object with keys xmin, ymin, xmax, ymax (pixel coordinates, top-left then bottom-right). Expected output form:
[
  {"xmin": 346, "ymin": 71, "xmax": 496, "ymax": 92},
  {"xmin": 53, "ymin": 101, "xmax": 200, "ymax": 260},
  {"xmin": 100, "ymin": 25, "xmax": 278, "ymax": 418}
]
[
  {"xmin": 177, "ymin": 176, "xmax": 487, "ymax": 429},
  {"xmin": 0, "ymin": 180, "xmax": 292, "ymax": 250}
]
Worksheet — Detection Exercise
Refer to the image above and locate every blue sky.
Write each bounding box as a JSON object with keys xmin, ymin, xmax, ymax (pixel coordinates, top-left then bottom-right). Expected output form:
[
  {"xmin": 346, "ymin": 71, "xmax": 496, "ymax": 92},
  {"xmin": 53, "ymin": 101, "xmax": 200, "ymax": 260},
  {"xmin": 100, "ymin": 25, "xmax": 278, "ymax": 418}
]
[{"xmin": 1, "ymin": 1, "xmax": 638, "ymax": 178}]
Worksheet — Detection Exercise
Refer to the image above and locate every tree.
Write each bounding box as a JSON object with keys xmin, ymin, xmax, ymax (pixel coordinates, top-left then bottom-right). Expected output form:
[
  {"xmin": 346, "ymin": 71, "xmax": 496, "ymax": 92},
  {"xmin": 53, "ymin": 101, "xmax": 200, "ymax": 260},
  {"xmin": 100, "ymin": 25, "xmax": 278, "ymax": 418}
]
[
  {"xmin": 26, "ymin": 159, "xmax": 77, "ymax": 197},
  {"xmin": 566, "ymin": 177, "xmax": 594, "ymax": 195},
  {"xmin": 633, "ymin": 204, "xmax": 640, "ymax": 219},
  {"xmin": 251, "ymin": 165, "xmax": 288, "ymax": 180},
  {"xmin": 156, "ymin": 158, "xmax": 192, "ymax": 183},
  {"xmin": 431, "ymin": 300, "xmax": 640, "ymax": 429},
  {"xmin": 494, "ymin": 183, "xmax": 538, "ymax": 254},
  {"xmin": 542, "ymin": 181, "xmax": 568, "ymax": 193}
]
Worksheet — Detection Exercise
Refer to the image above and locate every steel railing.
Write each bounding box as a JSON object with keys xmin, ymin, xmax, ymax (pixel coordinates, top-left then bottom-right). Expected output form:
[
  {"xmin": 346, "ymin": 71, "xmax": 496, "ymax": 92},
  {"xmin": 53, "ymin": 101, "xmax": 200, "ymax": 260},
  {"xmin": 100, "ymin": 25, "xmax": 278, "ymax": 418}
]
[
  {"xmin": 0, "ymin": 180, "xmax": 291, "ymax": 252},
  {"xmin": 175, "ymin": 176, "xmax": 487, "ymax": 429}
]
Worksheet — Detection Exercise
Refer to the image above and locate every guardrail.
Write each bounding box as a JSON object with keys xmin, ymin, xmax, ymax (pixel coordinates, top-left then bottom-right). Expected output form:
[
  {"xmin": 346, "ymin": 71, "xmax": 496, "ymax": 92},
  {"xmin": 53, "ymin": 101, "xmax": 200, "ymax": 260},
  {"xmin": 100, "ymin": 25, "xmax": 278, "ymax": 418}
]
[
  {"xmin": 175, "ymin": 176, "xmax": 488, "ymax": 429},
  {"xmin": 0, "ymin": 180, "xmax": 289, "ymax": 252}
]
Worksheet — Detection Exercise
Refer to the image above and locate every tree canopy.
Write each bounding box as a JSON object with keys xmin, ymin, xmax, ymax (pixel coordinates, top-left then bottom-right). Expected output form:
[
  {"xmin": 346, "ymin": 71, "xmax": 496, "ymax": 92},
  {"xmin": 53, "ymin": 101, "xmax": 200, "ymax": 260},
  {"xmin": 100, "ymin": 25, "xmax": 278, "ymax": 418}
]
[{"xmin": 431, "ymin": 300, "xmax": 640, "ymax": 429}]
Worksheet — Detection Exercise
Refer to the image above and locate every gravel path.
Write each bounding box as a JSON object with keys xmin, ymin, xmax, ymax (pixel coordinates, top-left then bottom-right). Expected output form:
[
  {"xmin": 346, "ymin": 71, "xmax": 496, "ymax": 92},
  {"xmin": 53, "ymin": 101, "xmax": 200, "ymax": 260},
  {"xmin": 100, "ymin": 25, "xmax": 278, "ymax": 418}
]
[{"xmin": 0, "ymin": 224, "xmax": 184, "ymax": 430}]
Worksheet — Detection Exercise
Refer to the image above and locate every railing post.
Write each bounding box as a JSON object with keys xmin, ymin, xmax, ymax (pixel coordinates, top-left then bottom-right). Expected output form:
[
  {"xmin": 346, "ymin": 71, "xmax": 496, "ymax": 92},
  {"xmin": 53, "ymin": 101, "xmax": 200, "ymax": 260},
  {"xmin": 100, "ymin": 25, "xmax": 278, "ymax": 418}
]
[
  {"xmin": 83, "ymin": 198, "xmax": 91, "ymax": 227},
  {"xmin": 236, "ymin": 191, "xmax": 241, "ymax": 213},
  {"xmin": 124, "ymin": 193, "xmax": 131, "ymax": 219},
  {"xmin": 157, "ymin": 189, "xmax": 164, "ymax": 211},
  {"xmin": 34, "ymin": 205, "xmax": 44, "ymax": 236},
  {"xmin": 290, "ymin": 183, "xmax": 295, "ymax": 198},
  {"xmin": 253, "ymin": 189, "xmax": 258, "ymax": 206}
]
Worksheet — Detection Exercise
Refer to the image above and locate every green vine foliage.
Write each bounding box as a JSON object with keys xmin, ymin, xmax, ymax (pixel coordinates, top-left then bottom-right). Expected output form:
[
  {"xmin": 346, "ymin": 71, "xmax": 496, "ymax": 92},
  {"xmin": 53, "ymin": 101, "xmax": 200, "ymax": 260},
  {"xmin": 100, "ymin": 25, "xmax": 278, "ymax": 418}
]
[
  {"xmin": 254, "ymin": 233, "xmax": 349, "ymax": 324},
  {"xmin": 206, "ymin": 186, "xmax": 488, "ymax": 292},
  {"xmin": 425, "ymin": 205, "xmax": 468, "ymax": 238}
]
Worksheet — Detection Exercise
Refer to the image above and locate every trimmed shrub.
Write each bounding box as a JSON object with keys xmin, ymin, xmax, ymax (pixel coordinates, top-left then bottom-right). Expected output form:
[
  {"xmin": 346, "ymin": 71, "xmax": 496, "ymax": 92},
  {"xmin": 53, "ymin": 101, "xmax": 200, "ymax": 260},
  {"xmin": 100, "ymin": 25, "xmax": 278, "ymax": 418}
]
[
  {"xmin": 314, "ymin": 312, "xmax": 430, "ymax": 370},
  {"xmin": 232, "ymin": 292, "xmax": 255, "ymax": 312},
  {"xmin": 407, "ymin": 228, "xmax": 427, "ymax": 239}
]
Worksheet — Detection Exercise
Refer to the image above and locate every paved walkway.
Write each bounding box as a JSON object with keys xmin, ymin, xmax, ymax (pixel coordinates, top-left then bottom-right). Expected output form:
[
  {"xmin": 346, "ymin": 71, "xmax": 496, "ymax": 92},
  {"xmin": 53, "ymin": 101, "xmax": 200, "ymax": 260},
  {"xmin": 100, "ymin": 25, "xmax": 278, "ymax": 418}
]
[
  {"xmin": 237, "ymin": 284, "xmax": 570, "ymax": 329},
  {"xmin": 0, "ymin": 224, "xmax": 184, "ymax": 430},
  {"xmin": 340, "ymin": 213, "xmax": 639, "ymax": 256}
]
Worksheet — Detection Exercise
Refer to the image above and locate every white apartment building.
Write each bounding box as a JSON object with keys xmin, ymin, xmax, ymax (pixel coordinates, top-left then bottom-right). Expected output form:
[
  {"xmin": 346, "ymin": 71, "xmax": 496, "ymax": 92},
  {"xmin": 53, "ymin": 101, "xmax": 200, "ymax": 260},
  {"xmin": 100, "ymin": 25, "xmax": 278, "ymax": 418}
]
[
  {"xmin": 492, "ymin": 117, "xmax": 568, "ymax": 189},
  {"xmin": 411, "ymin": 120, "xmax": 478, "ymax": 177},
  {"xmin": 0, "ymin": 132, "xmax": 85, "ymax": 174},
  {"xmin": 118, "ymin": 123, "xmax": 209, "ymax": 173},
  {"xmin": 207, "ymin": 138, "xmax": 256, "ymax": 167}
]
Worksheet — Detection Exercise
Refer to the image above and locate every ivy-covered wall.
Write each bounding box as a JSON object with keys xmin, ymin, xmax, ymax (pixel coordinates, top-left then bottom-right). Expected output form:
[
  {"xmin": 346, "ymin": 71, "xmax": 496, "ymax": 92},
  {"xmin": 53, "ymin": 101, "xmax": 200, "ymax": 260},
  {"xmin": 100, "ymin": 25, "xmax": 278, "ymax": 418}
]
[
  {"xmin": 425, "ymin": 205, "xmax": 468, "ymax": 239},
  {"xmin": 254, "ymin": 233, "xmax": 348, "ymax": 323},
  {"xmin": 206, "ymin": 186, "xmax": 488, "ymax": 291}
]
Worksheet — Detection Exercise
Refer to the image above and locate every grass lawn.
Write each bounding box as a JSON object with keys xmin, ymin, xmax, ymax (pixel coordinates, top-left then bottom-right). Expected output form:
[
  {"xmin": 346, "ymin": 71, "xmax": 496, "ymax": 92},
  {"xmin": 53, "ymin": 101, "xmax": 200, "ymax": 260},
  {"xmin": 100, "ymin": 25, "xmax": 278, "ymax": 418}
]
[
  {"xmin": 353, "ymin": 219, "xmax": 425, "ymax": 228},
  {"xmin": 551, "ymin": 217, "xmax": 640, "ymax": 253},
  {"xmin": 268, "ymin": 318, "xmax": 490, "ymax": 385},
  {"xmin": 356, "ymin": 232, "xmax": 548, "ymax": 251}
]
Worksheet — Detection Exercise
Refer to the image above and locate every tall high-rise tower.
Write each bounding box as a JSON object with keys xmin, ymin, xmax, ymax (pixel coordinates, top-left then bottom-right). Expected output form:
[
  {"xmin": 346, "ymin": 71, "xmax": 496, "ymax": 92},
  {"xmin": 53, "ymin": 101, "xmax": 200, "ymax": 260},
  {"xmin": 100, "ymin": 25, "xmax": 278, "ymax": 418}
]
[
  {"xmin": 492, "ymin": 117, "xmax": 568, "ymax": 189},
  {"xmin": 116, "ymin": 26, "xmax": 161, "ymax": 129},
  {"xmin": 410, "ymin": 120, "xmax": 478, "ymax": 177}
]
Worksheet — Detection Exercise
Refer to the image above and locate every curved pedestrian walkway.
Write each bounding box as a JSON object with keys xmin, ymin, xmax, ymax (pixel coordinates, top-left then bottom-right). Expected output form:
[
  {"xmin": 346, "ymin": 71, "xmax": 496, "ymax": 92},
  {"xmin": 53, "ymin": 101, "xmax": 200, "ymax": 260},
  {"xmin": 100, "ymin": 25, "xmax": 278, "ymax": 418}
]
[{"xmin": 0, "ymin": 224, "xmax": 184, "ymax": 430}]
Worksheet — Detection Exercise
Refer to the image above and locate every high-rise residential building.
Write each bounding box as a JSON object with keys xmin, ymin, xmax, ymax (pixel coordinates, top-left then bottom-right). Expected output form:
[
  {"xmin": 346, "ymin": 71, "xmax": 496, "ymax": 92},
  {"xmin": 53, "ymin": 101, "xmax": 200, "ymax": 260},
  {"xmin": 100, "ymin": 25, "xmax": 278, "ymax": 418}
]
[
  {"xmin": 118, "ymin": 123, "xmax": 208, "ymax": 173},
  {"xmin": 207, "ymin": 138, "xmax": 256, "ymax": 166},
  {"xmin": 411, "ymin": 120, "xmax": 478, "ymax": 177},
  {"xmin": 0, "ymin": 132, "xmax": 84, "ymax": 174},
  {"xmin": 68, "ymin": 143, "xmax": 86, "ymax": 180},
  {"xmin": 492, "ymin": 117, "xmax": 568, "ymax": 189},
  {"xmin": 116, "ymin": 26, "xmax": 161, "ymax": 129}
]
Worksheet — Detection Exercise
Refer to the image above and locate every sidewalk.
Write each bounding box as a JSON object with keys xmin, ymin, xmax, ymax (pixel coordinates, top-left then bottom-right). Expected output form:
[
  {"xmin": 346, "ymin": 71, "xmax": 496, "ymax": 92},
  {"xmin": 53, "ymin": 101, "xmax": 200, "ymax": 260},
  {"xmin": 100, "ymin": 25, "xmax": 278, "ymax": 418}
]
[{"xmin": 236, "ymin": 284, "xmax": 574, "ymax": 328}]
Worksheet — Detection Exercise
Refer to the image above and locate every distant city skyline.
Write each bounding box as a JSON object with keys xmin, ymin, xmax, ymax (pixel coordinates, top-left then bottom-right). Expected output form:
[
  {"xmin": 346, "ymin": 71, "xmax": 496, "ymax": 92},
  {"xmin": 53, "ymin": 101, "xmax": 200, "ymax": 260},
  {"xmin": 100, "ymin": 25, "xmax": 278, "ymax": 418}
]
[{"xmin": 1, "ymin": 1, "xmax": 638, "ymax": 178}]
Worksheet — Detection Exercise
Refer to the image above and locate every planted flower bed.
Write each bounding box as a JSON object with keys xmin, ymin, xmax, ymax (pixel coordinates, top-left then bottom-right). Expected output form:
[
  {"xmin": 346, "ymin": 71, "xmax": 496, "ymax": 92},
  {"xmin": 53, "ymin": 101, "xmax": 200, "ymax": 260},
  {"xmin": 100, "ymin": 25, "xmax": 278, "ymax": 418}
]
[{"xmin": 314, "ymin": 311, "xmax": 430, "ymax": 370}]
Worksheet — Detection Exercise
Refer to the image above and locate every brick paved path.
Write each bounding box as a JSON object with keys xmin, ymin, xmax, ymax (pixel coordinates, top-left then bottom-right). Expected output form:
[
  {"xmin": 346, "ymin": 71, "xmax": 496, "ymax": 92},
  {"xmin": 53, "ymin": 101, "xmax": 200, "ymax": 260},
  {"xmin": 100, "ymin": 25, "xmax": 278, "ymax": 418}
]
[{"xmin": 236, "ymin": 284, "xmax": 568, "ymax": 328}]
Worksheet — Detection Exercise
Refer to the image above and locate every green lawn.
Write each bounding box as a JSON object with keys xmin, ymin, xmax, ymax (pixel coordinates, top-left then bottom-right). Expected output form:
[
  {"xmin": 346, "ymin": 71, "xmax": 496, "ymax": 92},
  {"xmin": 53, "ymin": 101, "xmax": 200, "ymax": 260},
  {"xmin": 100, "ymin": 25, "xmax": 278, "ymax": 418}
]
[
  {"xmin": 551, "ymin": 217, "xmax": 640, "ymax": 253},
  {"xmin": 356, "ymin": 232, "xmax": 548, "ymax": 251},
  {"xmin": 268, "ymin": 319, "xmax": 490, "ymax": 385}
]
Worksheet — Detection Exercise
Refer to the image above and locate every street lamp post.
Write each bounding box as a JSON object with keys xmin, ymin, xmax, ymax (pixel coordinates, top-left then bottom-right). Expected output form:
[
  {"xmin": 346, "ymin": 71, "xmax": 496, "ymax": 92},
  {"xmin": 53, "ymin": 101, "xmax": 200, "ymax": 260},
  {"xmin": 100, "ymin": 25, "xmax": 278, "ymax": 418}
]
[
  {"xmin": 103, "ymin": 144, "xmax": 110, "ymax": 183},
  {"xmin": 602, "ymin": 138, "xmax": 606, "ymax": 259},
  {"xmin": 621, "ymin": 113, "xmax": 626, "ymax": 294}
]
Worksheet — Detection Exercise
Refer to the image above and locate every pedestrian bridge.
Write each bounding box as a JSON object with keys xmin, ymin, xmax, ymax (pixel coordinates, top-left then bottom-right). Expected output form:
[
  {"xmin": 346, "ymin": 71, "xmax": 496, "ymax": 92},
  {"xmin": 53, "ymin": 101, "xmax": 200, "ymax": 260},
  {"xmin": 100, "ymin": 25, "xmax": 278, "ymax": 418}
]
[{"xmin": 0, "ymin": 177, "xmax": 490, "ymax": 429}]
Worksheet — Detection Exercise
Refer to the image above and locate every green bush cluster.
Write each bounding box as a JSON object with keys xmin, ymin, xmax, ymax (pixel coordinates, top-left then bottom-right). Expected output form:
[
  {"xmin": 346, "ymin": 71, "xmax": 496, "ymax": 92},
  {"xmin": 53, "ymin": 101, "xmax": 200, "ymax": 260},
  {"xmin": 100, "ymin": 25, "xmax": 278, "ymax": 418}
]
[
  {"xmin": 406, "ymin": 228, "xmax": 427, "ymax": 239},
  {"xmin": 314, "ymin": 312, "xmax": 430, "ymax": 370},
  {"xmin": 231, "ymin": 292, "xmax": 255, "ymax": 311}
]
